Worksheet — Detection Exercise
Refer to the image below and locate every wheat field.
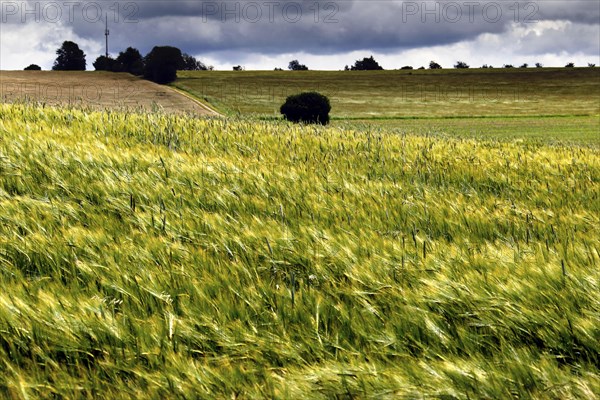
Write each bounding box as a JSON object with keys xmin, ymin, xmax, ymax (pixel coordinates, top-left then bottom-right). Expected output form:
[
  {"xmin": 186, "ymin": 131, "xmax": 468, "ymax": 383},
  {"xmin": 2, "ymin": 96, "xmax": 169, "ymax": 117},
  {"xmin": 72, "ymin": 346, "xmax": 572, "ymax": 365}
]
[{"xmin": 0, "ymin": 103, "xmax": 598, "ymax": 398}]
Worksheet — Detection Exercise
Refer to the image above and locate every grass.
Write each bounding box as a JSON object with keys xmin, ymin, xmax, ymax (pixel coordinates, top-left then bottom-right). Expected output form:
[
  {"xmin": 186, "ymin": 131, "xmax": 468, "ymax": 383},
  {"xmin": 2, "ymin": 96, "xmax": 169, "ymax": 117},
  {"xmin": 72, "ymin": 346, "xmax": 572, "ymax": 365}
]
[
  {"xmin": 0, "ymin": 103, "xmax": 599, "ymax": 398},
  {"xmin": 174, "ymin": 68, "xmax": 600, "ymax": 118},
  {"xmin": 333, "ymin": 115, "xmax": 600, "ymax": 145}
]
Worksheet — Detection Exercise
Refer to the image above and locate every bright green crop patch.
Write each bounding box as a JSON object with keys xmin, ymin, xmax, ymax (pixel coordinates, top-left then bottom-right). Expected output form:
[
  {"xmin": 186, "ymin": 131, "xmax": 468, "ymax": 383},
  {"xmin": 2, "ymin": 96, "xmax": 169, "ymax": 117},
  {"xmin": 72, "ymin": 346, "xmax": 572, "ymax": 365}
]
[
  {"xmin": 0, "ymin": 104, "xmax": 599, "ymax": 398},
  {"xmin": 175, "ymin": 68, "xmax": 600, "ymax": 119}
]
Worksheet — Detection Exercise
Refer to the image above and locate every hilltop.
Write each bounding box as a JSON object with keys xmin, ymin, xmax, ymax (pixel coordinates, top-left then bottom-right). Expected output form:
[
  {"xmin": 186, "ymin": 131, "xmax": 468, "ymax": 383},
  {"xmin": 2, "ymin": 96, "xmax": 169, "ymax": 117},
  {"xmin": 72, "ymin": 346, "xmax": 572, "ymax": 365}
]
[{"xmin": 0, "ymin": 71, "xmax": 218, "ymax": 115}]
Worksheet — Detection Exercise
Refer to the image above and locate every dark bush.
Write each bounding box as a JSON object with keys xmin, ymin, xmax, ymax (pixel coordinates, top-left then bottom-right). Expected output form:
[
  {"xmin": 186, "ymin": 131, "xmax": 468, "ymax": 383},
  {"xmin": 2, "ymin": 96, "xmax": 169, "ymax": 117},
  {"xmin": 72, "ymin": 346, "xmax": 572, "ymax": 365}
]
[
  {"xmin": 93, "ymin": 55, "xmax": 121, "ymax": 72},
  {"xmin": 117, "ymin": 47, "xmax": 144, "ymax": 75},
  {"xmin": 280, "ymin": 92, "xmax": 331, "ymax": 125},
  {"xmin": 143, "ymin": 46, "xmax": 183, "ymax": 84},
  {"xmin": 288, "ymin": 60, "xmax": 308, "ymax": 71},
  {"xmin": 351, "ymin": 56, "xmax": 383, "ymax": 71},
  {"xmin": 24, "ymin": 64, "xmax": 41, "ymax": 70},
  {"xmin": 454, "ymin": 61, "xmax": 469, "ymax": 69}
]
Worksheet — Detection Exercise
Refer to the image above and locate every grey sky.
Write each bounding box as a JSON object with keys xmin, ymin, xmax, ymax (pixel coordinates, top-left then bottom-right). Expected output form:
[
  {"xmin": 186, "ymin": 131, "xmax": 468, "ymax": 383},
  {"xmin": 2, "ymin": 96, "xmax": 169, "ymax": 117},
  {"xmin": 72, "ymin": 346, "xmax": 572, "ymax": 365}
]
[{"xmin": 0, "ymin": 0, "xmax": 598, "ymax": 70}]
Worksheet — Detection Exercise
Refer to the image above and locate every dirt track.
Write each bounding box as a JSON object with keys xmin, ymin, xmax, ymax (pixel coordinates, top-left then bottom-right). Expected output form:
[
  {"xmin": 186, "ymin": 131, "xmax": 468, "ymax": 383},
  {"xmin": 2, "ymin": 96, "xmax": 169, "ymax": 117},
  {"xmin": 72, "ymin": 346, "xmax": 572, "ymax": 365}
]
[{"xmin": 0, "ymin": 71, "xmax": 219, "ymax": 116}]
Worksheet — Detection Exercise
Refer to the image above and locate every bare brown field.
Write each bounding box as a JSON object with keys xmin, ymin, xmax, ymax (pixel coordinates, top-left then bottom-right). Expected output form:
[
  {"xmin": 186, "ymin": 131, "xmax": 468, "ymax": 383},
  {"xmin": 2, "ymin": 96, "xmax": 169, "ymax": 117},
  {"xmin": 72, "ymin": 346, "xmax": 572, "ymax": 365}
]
[{"xmin": 0, "ymin": 71, "xmax": 218, "ymax": 116}]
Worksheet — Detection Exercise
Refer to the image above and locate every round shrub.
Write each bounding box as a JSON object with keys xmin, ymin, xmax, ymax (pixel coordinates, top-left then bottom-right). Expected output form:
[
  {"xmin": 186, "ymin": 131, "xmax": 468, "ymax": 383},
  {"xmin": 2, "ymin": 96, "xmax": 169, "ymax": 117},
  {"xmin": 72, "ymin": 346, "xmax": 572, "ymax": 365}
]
[{"xmin": 280, "ymin": 92, "xmax": 331, "ymax": 125}]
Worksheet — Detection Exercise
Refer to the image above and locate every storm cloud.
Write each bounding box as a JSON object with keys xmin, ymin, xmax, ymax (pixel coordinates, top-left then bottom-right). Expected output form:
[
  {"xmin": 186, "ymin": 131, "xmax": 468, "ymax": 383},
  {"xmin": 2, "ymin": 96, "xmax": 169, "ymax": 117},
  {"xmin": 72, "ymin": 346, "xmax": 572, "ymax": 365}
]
[{"xmin": 0, "ymin": 0, "xmax": 598, "ymax": 69}]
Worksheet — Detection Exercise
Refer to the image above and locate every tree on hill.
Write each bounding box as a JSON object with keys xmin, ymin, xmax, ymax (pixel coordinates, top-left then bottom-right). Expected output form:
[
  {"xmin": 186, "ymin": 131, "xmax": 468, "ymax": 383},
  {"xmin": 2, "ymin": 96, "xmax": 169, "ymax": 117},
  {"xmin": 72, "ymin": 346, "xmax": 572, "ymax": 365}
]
[
  {"xmin": 24, "ymin": 64, "xmax": 41, "ymax": 70},
  {"xmin": 565, "ymin": 62, "xmax": 575, "ymax": 68},
  {"xmin": 351, "ymin": 56, "xmax": 383, "ymax": 70},
  {"xmin": 181, "ymin": 53, "xmax": 208, "ymax": 71},
  {"xmin": 535, "ymin": 62, "xmax": 543, "ymax": 68},
  {"xmin": 288, "ymin": 60, "xmax": 309, "ymax": 71},
  {"xmin": 52, "ymin": 41, "xmax": 86, "ymax": 71},
  {"xmin": 93, "ymin": 55, "xmax": 121, "ymax": 72},
  {"xmin": 429, "ymin": 61, "xmax": 442, "ymax": 69},
  {"xmin": 454, "ymin": 61, "xmax": 469, "ymax": 69},
  {"xmin": 143, "ymin": 46, "xmax": 184, "ymax": 84},
  {"xmin": 117, "ymin": 47, "xmax": 144, "ymax": 75}
]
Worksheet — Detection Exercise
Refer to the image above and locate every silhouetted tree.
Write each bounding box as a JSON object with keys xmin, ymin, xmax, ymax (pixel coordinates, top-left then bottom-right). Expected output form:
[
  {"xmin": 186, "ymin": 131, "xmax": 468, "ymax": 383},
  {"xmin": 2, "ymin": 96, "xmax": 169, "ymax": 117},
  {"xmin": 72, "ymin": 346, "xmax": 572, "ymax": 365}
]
[
  {"xmin": 52, "ymin": 41, "xmax": 86, "ymax": 71},
  {"xmin": 535, "ymin": 62, "xmax": 543, "ymax": 68},
  {"xmin": 280, "ymin": 92, "xmax": 331, "ymax": 125},
  {"xmin": 589, "ymin": 63, "xmax": 596, "ymax": 67},
  {"xmin": 429, "ymin": 61, "xmax": 442, "ymax": 69},
  {"xmin": 454, "ymin": 61, "xmax": 469, "ymax": 69},
  {"xmin": 93, "ymin": 55, "xmax": 121, "ymax": 72},
  {"xmin": 233, "ymin": 65, "xmax": 244, "ymax": 71},
  {"xmin": 24, "ymin": 64, "xmax": 41, "ymax": 70},
  {"xmin": 351, "ymin": 56, "xmax": 383, "ymax": 70},
  {"xmin": 288, "ymin": 60, "xmax": 308, "ymax": 70},
  {"xmin": 181, "ymin": 53, "xmax": 208, "ymax": 71},
  {"xmin": 481, "ymin": 64, "xmax": 491, "ymax": 68},
  {"xmin": 143, "ymin": 46, "xmax": 184, "ymax": 84},
  {"xmin": 565, "ymin": 62, "xmax": 575, "ymax": 68},
  {"xmin": 503, "ymin": 64, "xmax": 514, "ymax": 68},
  {"xmin": 401, "ymin": 66, "xmax": 413, "ymax": 70},
  {"xmin": 117, "ymin": 47, "xmax": 144, "ymax": 75},
  {"xmin": 519, "ymin": 63, "xmax": 528, "ymax": 68}
]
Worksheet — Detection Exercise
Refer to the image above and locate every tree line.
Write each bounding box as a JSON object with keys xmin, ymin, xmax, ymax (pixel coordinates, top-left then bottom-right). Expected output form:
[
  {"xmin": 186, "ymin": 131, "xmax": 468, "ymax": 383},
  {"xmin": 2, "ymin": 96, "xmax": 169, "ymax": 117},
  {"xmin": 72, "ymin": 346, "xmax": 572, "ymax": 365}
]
[
  {"xmin": 24, "ymin": 42, "xmax": 596, "ymax": 84},
  {"xmin": 26, "ymin": 41, "xmax": 210, "ymax": 84}
]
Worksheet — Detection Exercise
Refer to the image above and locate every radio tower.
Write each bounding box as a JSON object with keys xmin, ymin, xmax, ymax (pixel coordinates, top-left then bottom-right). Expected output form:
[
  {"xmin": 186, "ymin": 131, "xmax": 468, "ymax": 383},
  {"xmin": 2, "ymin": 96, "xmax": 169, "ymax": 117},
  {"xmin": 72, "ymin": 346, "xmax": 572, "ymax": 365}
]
[{"xmin": 104, "ymin": 15, "xmax": 110, "ymax": 57}]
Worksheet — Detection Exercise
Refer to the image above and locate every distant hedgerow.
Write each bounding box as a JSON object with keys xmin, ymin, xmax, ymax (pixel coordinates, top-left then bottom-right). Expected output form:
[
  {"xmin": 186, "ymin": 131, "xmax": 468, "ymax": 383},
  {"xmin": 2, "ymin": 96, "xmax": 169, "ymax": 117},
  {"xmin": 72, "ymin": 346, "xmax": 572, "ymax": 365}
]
[{"xmin": 280, "ymin": 92, "xmax": 331, "ymax": 125}]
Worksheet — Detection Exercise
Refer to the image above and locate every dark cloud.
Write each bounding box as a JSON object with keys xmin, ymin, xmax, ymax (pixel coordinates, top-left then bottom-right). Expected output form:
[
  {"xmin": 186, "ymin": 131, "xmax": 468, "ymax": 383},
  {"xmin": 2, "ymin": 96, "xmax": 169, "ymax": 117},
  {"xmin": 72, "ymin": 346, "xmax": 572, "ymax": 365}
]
[
  {"xmin": 534, "ymin": 1, "xmax": 600, "ymax": 25},
  {"xmin": 1, "ymin": 0, "xmax": 598, "ymax": 68}
]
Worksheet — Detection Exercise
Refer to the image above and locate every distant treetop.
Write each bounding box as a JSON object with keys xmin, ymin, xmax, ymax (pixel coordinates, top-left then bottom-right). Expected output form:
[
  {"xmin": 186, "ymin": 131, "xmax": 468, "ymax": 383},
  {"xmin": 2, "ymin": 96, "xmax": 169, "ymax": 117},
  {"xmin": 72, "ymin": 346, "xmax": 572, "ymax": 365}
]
[
  {"xmin": 351, "ymin": 56, "xmax": 383, "ymax": 71},
  {"xmin": 288, "ymin": 60, "xmax": 308, "ymax": 71},
  {"xmin": 53, "ymin": 41, "xmax": 86, "ymax": 71},
  {"xmin": 181, "ymin": 53, "xmax": 208, "ymax": 71}
]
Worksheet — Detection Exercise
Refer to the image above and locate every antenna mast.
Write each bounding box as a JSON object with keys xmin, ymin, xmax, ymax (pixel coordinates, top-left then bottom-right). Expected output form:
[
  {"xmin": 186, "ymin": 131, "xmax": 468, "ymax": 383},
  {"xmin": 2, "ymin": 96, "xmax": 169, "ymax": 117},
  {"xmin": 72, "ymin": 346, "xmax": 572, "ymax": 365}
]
[{"xmin": 104, "ymin": 15, "xmax": 109, "ymax": 57}]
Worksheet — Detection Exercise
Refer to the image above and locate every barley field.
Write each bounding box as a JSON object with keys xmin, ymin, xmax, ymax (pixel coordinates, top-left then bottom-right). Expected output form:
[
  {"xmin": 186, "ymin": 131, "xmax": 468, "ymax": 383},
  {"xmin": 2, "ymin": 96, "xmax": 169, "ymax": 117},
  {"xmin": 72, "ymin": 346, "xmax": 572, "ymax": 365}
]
[{"xmin": 0, "ymin": 102, "xmax": 598, "ymax": 398}]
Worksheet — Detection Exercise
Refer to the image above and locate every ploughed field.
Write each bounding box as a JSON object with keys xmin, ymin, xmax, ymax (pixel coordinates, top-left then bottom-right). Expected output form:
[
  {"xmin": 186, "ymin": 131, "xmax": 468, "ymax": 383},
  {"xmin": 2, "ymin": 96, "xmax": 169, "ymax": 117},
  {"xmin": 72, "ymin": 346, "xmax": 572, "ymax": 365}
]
[
  {"xmin": 0, "ymin": 102, "xmax": 598, "ymax": 398},
  {"xmin": 0, "ymin": 71, "xmax": 217, "ymax": 115}
]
